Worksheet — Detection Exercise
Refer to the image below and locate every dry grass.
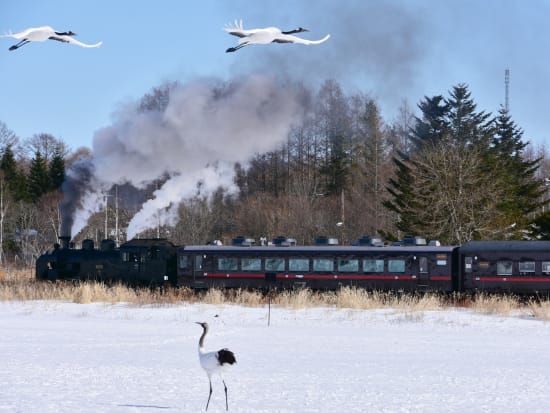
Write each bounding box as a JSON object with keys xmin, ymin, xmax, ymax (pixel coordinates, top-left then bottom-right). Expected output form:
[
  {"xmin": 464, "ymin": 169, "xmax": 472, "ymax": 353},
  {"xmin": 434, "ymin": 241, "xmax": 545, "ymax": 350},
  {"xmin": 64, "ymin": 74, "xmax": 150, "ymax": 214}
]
[
  {"xmin": 2, "ymin": 274, "xmax": 550, "ymax": 320},
  {"xmin": 0, "ymin": 267, "xmax": 34, "ymax": 282},
  {"xmin": 527, "ymin": 299, "xmax": 550, "ymax": 321},
  {"xmin": 468, "ymin": 293, "xmax": 521, "ymax": 316}
]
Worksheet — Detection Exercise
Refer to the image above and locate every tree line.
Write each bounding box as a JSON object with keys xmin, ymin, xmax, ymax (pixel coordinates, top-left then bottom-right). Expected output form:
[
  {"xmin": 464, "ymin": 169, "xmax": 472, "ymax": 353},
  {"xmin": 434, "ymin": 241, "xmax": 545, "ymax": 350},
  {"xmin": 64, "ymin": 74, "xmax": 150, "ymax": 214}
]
[{"xmin": 2, "ymin": 79, "xmax": 550, "ymax": 267}]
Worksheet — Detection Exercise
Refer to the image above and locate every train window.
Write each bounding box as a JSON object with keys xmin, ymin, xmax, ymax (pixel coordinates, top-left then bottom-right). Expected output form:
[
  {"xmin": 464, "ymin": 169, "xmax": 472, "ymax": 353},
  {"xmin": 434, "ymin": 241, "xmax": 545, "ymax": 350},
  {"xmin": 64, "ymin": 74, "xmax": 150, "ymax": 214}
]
[
  {"xmin": 289, "ymin": 258, "xmax": 309, "ymax": 272},
  {"xmin": 242, "ymin": 258, "xmax": 261, "ymax": 271},
  {"xmin": 122, "ymin": 251, "xmax": 129, "ymax": 262},
  {"xmin": 464, "ymin": 257, "xmax": 473, "ymax": 273},
  {"xmin": 518, "ymin": 261, "xmax": 535, "ymax": 274},
  {"xmin": 218, "ymin": 258, "xmax": 238, "ymax": 271},
  {"xmin": 543, "ymin": 262, "xmax": 550, "ymax": 275},
  {"xmin": 497, "ymin": 261, "xmax": 513, "ymax": 276},
  {"xmin": 338, "ymin": 258, "xmax": 359, "ymax": 272},
  {"xmin": 419, "ymin": 257, "xmax": 428, "ymax": 273},
  {"xmin": 388, "ymin": 259, "xmax": 406, "ymax": 273},
  {"xmin": 313, "ymin": 258, "xmax": 334, "ymax": 272},
  {"xmin": 178, "ymin": 255, "xmax": 189, "ymax": 270},
  {"xmin": 364, "ymin": 259, "xmax": 384, "ymax": 273},
  {"xmin": 265, "ymin": 258, "xmax": 285, "ymax": 271}
]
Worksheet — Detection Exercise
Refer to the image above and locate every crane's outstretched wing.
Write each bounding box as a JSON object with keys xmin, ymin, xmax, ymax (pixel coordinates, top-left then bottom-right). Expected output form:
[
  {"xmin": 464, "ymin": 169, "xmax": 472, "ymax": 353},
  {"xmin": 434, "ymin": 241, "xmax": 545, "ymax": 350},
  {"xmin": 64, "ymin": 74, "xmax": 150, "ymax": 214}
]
[
  {"xmin": 49, "ymin": 35, "xmax": 103, "ymax": 48},
  {"xmin": 0, "ymin": 30, "xmax": 23, "ymax": 40},
  {"xmin": 223, "ymin": 19, "xmax": 258, "ymax": 38},
  {"xmin": 273, "ymin": 34, "xmax": 330, "ymax": 45}
]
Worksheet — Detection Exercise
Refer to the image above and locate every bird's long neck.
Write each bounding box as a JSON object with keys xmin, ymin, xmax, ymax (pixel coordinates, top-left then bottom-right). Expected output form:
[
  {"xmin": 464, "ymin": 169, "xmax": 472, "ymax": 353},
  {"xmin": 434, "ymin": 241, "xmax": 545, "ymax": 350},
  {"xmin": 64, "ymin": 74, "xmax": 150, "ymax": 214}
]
[
  {"xmin": 198, "ymin": 326, "xmax": 208, "ymax": 350},
  {"xmin": 282, "ymin": 28, "xmax": 302, "ymax": 35}
]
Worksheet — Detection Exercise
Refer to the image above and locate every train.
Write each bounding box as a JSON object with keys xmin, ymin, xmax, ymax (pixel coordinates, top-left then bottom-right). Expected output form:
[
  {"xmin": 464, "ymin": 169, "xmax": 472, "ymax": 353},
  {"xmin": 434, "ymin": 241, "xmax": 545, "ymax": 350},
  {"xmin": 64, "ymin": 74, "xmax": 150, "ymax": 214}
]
[{"xmin": 35, "ymin": 235, "xmax": 550, "ymax": 294}]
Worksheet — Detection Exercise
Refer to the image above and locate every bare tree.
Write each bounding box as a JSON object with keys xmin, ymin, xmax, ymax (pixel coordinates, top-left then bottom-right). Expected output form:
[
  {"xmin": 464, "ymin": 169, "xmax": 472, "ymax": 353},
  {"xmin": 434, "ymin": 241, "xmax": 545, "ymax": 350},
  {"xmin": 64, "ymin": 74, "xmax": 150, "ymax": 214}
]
[
  {"xmin": 24, "ymin": 133, "xmax": 69, "ymax": 163},
  {"xmin": 405, "ymin": 140, "xmax": 506, "ymax": 244},
  {"xmin": 0, "ymin": 121, "xmax": 19, "ymax": 149}
]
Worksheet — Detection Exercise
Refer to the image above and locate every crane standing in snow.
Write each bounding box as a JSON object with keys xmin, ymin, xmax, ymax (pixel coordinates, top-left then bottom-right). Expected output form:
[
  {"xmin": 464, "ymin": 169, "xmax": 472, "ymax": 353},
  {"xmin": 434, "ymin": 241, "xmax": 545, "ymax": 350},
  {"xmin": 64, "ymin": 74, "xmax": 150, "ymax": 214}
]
[
  {"xmin": 224, "ymin": 19, "xmax": 330, "ymax": 53},
  {"xmin": 196, "ymin": 322, "xmax": 237, "ymax": 411},
  {"xmin": 0, "ymin": 26, "xmax": 102, "ymax": 51}
]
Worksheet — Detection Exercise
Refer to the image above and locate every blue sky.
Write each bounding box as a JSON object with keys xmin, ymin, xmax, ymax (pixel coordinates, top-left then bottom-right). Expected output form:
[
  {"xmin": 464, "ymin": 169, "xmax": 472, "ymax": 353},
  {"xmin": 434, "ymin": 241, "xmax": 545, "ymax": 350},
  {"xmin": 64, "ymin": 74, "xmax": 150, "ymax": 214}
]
[{"xmin": 1, "ymin": 0, "xmax": 550, "ymax": 152}]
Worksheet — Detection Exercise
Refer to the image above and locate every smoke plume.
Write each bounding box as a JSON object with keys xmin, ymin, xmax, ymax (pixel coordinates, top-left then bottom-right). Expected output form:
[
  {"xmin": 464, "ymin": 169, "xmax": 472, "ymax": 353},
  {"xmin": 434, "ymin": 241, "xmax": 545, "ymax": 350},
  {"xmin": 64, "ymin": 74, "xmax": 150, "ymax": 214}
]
[{"xmin": 61, "ymin": 74, "xmax": 303, "ymax": 239}]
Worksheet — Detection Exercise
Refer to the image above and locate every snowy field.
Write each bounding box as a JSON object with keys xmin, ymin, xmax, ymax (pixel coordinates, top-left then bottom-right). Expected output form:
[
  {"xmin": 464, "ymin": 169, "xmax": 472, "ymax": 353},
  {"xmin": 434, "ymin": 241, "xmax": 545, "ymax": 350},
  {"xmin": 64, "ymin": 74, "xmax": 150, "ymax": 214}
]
[{"xmin": 2, "ymin": 301, "xmax": 550, "ymax": 413}]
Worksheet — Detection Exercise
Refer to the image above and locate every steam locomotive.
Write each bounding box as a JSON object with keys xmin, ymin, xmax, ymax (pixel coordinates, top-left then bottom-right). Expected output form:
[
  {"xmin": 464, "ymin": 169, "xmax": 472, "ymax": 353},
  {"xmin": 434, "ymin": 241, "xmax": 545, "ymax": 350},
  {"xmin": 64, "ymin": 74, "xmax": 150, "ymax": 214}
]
[{"xmin": 35, "ymin": 235, "xmax": 550, "ymax": 294}]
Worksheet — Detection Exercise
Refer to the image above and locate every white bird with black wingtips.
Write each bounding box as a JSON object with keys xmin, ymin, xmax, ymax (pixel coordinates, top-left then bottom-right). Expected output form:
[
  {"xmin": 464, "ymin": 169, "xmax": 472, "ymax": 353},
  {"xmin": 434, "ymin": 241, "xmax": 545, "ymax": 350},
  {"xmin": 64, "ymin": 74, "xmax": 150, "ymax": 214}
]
[
  {"xmin": 0, "ymin": 26, "xmax": 102, "ymax": 51},
  {"xmin": 196, "ymin": 322, "xmax": 237, "ymax": 411},
  {"xmin": 224, "ymin": 19, "xmax": 330, "ymax": 53}
]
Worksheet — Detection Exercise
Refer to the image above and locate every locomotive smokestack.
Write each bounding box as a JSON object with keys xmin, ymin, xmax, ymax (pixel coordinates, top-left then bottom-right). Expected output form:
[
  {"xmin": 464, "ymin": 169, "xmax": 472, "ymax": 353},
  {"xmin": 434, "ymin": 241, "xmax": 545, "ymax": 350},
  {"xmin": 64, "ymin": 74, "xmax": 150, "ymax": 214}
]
[{"xmin": 59, "ymin": 236, "xmax": 71, "ymax": 249}]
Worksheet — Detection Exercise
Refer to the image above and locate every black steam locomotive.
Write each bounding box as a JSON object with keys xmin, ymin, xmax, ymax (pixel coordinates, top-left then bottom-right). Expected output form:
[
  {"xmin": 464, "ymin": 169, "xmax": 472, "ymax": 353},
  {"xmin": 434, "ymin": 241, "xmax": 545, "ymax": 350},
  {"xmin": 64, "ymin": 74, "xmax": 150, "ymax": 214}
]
[{"xmin": 36, "ymin": 236, "xmax": 550, "ymax": 294}]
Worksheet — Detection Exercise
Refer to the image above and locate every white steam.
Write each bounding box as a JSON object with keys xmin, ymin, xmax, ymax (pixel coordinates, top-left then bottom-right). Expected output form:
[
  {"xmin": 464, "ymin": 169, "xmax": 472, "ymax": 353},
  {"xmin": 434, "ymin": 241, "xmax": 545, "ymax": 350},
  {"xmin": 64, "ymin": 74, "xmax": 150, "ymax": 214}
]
[{"xmin": 65, "ymin": 74, "xmax": 303, "ymax": 240}]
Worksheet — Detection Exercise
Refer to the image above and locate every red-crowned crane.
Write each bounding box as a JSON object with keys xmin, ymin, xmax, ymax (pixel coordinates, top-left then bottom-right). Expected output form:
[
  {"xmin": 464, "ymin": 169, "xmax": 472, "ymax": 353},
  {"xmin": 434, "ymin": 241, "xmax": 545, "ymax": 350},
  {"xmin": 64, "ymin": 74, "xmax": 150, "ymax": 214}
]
[
  {"xmin": 196, "ymin": 322, "xmax": 236, "ymax": 411},
  {"xmin": 224, "ymin": 19, "xmax": 330, "ymax": 53},
  {"xmin": 0, "ymin": 26, "xmax": 102, "ymax": 51}
]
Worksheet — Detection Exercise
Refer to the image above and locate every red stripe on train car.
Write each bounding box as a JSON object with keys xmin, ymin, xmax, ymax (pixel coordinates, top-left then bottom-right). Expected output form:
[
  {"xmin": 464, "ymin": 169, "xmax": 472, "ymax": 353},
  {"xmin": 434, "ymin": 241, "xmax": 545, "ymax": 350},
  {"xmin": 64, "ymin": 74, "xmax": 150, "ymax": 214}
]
[
  {"xmin": 475, "ymin": 277, "xmax": 550, "ymax": 283},
  {"xmin": 204, "ymin": 273, "xmax": 265, "ymax": 279},
  {"xmin": 277, "ymin": 274, "xmax": 418, "ymax": 280},
  {"xmin": 202, "ymin": 273, "xmax": 454, "ymax": 281}
]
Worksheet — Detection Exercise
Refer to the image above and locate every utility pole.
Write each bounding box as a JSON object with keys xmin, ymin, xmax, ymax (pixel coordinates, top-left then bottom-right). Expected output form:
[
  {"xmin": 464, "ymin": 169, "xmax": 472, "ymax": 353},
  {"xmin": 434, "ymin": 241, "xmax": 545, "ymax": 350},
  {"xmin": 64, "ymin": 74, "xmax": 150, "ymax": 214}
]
[
  {"xmin": 115, "ymin": 185, "xmax": 119, "ymax": 247},
  {"xmin": 103, "ymin": 193, "xmax": 112, "ymax": 240}
]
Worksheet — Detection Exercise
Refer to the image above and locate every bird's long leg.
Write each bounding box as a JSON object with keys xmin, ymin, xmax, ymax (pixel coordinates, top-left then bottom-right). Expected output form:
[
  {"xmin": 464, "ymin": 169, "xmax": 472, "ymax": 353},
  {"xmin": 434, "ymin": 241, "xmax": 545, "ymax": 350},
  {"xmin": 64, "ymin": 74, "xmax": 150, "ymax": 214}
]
[
  {"xmin": 225, "ymin": 42, "xmax": 249, "ymax": 53},
  {"xmin": 205, "ymin": 378, "xmax": 213, "ymax": 411},
  {"xmin": 48, "ymin": 36, "xmax": 69, "ymax": 43},
  {"xmin": 223, "ymin": 380, "xmax": 229, "ymax": 411},
  {"xmin": 9, "ymin": 39, "xmax": 29, "ymax": 51}
]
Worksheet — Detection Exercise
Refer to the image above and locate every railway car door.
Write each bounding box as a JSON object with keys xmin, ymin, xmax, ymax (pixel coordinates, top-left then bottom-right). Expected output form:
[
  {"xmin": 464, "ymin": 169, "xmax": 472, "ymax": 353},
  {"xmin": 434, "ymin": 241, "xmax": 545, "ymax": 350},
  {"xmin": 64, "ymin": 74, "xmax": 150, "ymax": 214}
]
[
  {"xmin": 193, "ymin": 254, "xmax": 203, "ymax": 281},
  {"xmin": 417, "ymin": 256, "xmax": 429, "ymax": 286}
]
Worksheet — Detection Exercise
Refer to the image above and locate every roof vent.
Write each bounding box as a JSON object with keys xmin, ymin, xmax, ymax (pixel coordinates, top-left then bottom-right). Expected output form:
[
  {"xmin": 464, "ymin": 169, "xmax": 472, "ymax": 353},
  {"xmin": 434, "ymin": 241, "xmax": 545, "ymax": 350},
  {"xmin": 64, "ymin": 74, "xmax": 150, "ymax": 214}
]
[
  {"xmin": 401, "ymin": 236, "xmax": 427, "ymax": 246},
  {"xmin": 352, "ymin": 236, "xmax": 384, "ymax": 247},
  {"xmin": 232, "ymin": 236, "xmax": 256, "ymax": 247},
  {"xmin": 207, "ymin": 240, "xmax": 223, "ymax": 246},
  {"xmin": 315, "ymin": 236, "xmax": 339, "ymax": 246},
  {"xmin": 272, "ymin": 236, "xmax": 297, "ymax": 247}
]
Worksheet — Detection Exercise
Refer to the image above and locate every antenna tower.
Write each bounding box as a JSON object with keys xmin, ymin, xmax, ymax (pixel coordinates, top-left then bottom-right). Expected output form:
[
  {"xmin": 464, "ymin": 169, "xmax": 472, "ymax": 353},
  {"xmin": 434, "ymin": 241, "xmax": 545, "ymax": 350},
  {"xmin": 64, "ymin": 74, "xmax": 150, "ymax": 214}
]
[{"xmin": 504, "ymin": 68, "xmax": 510, "ymax": 112}]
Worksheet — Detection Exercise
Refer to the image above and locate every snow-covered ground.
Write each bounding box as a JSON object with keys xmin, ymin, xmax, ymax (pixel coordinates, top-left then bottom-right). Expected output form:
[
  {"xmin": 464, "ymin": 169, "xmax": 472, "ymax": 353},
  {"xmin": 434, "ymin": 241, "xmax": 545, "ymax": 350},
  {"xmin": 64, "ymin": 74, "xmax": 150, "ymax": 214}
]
[{"xmin": 1, "ymin": 300, "xmax": 550, "ymax": 413}]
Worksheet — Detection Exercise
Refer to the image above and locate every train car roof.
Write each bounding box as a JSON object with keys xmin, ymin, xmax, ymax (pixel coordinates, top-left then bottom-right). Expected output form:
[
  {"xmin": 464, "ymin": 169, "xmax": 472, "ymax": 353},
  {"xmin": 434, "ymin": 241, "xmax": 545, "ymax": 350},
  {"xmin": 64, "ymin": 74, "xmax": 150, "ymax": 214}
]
[
  {"xmin": 460, "ymin": 240, "xmax": 550, "ymax": 253},
  {"xmin": 121, "ymin": 238, "xmax": 176, "ymax": 248},
  {"xmin": 178, "ymin": 245, "xmax": 456, "ymax": 254}
]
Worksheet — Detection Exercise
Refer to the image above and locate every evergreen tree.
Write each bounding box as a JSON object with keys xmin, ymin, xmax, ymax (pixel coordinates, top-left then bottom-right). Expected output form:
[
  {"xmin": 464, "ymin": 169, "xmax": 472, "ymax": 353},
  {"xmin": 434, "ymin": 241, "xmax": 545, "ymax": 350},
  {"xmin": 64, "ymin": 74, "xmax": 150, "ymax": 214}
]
[
  {"xmin": 384, "ymin": 84, "xmax": 520, "ymax": 244},
  {"xmin": 0, "ymin": 145, "xmax": 17, "ymax": 194},
  {"xmin": 446, "ymin": 84, "xmax": 493, "ymax": 147},
  {"xmin": 411, "ymin": 95, "xmax": 449, "ymax": 148},
  {"xmin": 48, "ymin": 145, "xmax": 65, "ymax": 190},
  {"xmin": 0, "ymin": 145, "xmax": 28, "ymax": 201},
  {"xmin": 492, "ymin": 106, "xmax": 545, "ymax": 234},
  {"xmin": 28, "ymin": 151, "xmax": 50, "ymax": 202}
]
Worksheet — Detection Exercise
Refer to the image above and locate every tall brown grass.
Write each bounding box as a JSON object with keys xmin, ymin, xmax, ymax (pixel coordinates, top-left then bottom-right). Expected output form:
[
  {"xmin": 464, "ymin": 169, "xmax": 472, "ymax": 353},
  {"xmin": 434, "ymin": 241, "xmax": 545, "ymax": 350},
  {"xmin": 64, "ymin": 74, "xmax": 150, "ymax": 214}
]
[{"xmin": 2, "ymin": 273, "xmax": 550, "ymax": 320}]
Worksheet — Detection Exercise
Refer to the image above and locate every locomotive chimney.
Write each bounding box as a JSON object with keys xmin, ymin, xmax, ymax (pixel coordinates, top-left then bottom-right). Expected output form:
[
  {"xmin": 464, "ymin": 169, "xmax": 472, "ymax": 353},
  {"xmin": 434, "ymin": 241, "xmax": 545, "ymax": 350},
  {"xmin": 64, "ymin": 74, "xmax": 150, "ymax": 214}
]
[{"xmin": 59, "ymin": 236, "xmax": 71, "ymax": 249}]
